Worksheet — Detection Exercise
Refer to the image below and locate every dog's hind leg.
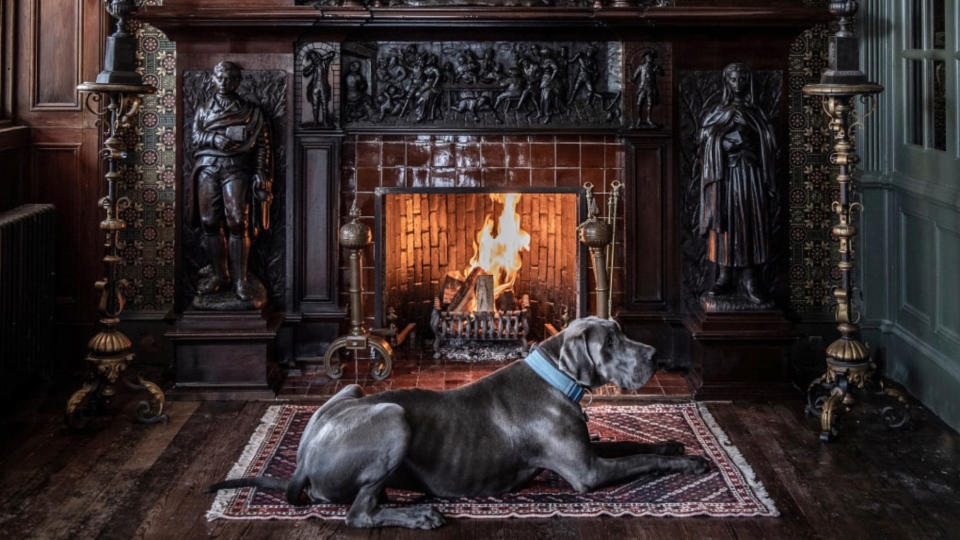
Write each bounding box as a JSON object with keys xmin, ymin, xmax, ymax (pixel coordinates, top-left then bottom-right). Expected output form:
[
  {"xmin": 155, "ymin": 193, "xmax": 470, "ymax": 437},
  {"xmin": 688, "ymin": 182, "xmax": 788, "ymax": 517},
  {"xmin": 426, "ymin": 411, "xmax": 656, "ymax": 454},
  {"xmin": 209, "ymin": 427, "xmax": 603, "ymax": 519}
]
[
  {"xmin": 346, "ymin": 481, "xmax": 445, "ymax": 530},
  {"xmin": 333, "ymin": 403, "xmax": 445, "ymax": 529}
]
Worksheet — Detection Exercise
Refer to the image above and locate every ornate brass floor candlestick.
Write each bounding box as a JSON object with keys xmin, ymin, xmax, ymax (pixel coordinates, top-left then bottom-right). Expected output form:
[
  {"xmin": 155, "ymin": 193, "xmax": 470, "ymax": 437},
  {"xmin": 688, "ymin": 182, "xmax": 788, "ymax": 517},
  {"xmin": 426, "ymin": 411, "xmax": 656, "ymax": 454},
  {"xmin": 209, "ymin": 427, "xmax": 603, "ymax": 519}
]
[
  {"xmin": 323, "ymin": 201, "xmax": 394, "ymax": 381},
  {"xmin": 802, "ymin": 1, "xmax": 907, "ymax": 441},
  {"xmin": 66, "ymin": 0, "xmax": 166, "ymax": 427},
  {"xmin": 67, "ymin": 83, "xmax": 167, "ymax": 427}
]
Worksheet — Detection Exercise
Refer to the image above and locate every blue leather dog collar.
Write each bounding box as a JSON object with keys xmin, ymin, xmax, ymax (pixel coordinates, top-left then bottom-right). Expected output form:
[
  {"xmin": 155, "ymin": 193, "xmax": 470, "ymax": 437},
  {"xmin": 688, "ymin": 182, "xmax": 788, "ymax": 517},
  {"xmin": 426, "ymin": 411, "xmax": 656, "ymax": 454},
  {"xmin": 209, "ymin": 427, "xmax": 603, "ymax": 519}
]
[{"xmin": 524, "ymin": 347, "xmax": 585, "ymax": 403}]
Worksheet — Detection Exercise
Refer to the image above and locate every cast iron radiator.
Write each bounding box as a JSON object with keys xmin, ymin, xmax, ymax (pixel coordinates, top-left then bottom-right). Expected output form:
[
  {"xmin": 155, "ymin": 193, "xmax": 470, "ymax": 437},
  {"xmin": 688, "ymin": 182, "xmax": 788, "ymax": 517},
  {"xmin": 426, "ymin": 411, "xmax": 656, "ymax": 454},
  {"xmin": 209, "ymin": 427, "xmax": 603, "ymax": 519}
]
[{"xmin": 0, "ymin": 204, "xmax": 56, "ymax": 394}]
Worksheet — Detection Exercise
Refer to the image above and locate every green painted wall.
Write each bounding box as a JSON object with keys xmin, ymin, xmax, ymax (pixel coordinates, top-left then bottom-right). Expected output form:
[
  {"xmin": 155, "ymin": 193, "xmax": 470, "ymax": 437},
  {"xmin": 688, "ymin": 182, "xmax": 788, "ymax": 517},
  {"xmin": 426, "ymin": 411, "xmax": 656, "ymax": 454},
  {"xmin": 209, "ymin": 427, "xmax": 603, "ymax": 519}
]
[{"xmin": 860, "ymin": 0, "xmax": 960, "ymax": 432}]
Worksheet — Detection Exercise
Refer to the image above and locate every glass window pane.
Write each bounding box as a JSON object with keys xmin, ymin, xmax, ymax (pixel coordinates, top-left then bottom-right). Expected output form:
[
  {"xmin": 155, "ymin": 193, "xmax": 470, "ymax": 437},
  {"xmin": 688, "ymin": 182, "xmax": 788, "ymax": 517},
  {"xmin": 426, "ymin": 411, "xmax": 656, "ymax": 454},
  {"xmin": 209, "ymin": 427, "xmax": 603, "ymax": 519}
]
[
  {"xmin": 910, "ymin": 0, "xmax": 925, "ymax": 49},
  {"xmin": 932, "ymin": 0, "xmax": 945, "ymax": 49},
  {"xmin": 907, "ymin": 59, "xmax": 924, "ymax": 146},
  {"xmin": 933, "ymin": 59, "xmax": 946, "ymax": 150}
]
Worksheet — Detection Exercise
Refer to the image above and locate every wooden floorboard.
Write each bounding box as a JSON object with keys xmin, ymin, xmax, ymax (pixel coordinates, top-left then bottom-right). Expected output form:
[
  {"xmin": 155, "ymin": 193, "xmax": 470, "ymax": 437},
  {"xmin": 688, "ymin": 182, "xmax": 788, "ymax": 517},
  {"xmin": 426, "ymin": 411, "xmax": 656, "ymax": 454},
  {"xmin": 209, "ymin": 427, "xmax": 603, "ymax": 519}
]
[{"xmin": 2, "ymin": 390, "xmax": 959, "ymax": 539}]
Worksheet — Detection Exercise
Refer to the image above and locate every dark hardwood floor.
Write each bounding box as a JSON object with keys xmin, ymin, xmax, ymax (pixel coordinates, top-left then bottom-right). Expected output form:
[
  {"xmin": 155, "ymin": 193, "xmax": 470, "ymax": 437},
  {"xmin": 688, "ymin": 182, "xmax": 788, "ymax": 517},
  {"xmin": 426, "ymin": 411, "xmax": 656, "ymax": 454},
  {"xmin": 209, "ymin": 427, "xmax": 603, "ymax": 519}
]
[{"xmin": 2, "ymin": 376, "xmax": 959, "ymax": 540}]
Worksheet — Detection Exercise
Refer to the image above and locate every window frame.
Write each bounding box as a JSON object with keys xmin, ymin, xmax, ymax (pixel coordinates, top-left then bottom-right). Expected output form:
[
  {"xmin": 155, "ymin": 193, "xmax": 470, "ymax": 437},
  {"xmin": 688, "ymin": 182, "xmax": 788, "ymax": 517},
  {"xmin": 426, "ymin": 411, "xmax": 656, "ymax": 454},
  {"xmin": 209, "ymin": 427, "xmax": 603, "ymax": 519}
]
[{"xmin": 895, "ymin": 0, "xmax": 958, "ymax": 178}]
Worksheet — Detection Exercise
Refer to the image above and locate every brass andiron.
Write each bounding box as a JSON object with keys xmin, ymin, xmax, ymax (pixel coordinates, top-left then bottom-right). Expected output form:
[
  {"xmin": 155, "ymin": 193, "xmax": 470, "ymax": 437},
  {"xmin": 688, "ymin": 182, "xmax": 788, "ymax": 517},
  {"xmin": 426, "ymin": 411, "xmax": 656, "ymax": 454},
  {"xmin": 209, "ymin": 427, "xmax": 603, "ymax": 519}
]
[
  {"xmin": 67, "ymin": 83, "xmax": 167, "ymax": 427},
  {"xmin": 579, "ymin": 182, "xmax": 613, "ymax": 319},
  {"xmin": 802, "ymin": 0, "xmax": 908, "ymax": 441},
  {"xmin": 323, "ymin": 200, "xmax": 394, "ymax": 381}
]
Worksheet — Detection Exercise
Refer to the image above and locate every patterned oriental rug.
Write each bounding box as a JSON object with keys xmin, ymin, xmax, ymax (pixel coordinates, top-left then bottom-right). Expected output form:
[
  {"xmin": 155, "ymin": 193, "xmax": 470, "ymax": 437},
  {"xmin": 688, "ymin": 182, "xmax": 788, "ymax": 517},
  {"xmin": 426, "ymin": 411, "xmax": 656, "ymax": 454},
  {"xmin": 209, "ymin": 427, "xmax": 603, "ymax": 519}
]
[{"xmin": 207, "ymin": 403, "xmax": 778, "ymax": 521}]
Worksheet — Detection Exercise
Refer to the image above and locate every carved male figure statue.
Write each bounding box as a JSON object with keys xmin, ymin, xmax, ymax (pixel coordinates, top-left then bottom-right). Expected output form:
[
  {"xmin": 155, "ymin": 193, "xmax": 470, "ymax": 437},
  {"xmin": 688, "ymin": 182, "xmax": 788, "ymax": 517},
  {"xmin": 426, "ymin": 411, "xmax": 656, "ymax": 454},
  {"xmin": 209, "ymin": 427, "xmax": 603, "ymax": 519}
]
[
  {"xmin": 303, "ymin": 48, "xmax": 336, "ymax": 127},
  {"xmin": 190, "ymin": 61, "xmax": 273, "ymax": 308},
  {"xmin": 537, "ymin": 47, "xmax": 562, "ymax": 124},
  {"xmin": 568, "ymin": 44, "xmax": 601, "ymax": 106},
  {"xmin": 632, "ymin": 49, "xmax": 664, "ymax": 128},
  {"xmin": 697, "ymin": 62, "xmax": 777, "ymax": 306}
]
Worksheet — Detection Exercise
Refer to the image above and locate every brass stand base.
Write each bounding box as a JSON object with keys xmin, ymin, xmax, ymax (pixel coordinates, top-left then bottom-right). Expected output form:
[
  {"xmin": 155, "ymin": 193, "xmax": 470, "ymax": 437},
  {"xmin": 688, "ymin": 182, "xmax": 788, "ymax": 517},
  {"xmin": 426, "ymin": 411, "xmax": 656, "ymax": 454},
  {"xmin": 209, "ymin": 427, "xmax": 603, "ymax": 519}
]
[
  {"xmin": 66, "ymin": 332, "xmax": 167, "ymax": 429},
  {"xmin": 323, "ymin": 333, "xmax": 394, "ymax": 381},
  {"xmin": 805, "ymin": 346, "xmax": 909, "ymax": 441}
]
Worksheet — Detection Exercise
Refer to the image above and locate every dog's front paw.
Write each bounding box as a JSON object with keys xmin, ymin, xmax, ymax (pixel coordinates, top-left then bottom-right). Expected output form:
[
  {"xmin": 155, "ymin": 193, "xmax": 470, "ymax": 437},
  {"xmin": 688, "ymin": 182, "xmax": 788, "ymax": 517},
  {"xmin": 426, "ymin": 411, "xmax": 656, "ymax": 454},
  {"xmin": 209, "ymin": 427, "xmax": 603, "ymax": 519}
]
[
  {"xmin": 410, "ymin": 505, "xmax": 445, "ymax": 530},
  {"xmin": 683, "ymin": 456, "xmax": 711, "ymax": 474}
]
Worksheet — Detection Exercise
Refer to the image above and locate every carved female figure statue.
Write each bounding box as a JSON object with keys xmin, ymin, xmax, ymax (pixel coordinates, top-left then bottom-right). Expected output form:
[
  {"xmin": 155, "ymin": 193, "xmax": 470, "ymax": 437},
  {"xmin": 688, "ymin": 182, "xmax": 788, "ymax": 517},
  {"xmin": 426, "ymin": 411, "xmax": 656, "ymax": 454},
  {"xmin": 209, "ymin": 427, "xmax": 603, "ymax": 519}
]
[
  {"xmin": 697, "ymin": 62, "xmax": 777, "ymax": 306},
  {"xmin": 344, "ymin": 61, "xmax": 372, "ymax": 122}
]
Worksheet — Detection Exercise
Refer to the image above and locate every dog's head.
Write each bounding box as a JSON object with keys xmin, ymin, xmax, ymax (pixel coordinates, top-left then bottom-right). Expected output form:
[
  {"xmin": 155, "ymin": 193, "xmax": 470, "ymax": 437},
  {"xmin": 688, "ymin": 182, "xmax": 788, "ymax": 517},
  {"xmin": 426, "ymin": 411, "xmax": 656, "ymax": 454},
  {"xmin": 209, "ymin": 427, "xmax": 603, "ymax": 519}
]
[{"xmin": 556, "ymin": 317, "xmax": 657, "ymax": 391}]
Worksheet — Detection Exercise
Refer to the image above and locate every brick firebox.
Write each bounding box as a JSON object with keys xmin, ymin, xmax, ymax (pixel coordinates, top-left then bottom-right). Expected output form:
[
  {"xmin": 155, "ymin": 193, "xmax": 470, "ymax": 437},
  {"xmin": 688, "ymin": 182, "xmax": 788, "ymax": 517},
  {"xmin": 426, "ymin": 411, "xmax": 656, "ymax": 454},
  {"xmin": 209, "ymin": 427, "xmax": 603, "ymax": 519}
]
[{"xmin": 341, "ymin": 134, "xmax": 628, "ymax": 338}]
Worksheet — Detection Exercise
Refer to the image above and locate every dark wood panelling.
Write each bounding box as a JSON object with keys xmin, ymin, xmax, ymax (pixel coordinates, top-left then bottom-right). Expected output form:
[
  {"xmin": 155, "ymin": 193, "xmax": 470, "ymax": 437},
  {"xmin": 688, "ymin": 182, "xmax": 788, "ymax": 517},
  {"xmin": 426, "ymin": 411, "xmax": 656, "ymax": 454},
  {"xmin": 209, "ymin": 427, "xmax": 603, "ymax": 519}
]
[
  {"xmin": 624, "ymin": 138, "xmax": 670, "ymax": 309},
  {"xmin": 30, "ymin": 143, "xmax": 82, "ymax": 313},
  {"xmin": 295, "ymin": 136, "xmax": 341, "ymax": 315},
  {"xmin": 31, "ymin": 0, "xmax": 82, "ymax": 110},
  {"xmin": 0, "ymin": 126, "xmax": 29, "ymax": 210},
  {"xmin": 12, "ymin": 0, "xmax": 110, "ymax": 349}
]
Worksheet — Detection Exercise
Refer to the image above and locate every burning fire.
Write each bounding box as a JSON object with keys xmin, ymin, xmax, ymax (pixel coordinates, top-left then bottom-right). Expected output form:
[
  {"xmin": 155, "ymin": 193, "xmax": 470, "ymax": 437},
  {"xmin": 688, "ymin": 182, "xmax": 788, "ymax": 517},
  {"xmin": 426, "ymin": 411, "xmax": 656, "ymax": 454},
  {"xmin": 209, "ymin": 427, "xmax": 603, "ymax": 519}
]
[{"xmin": 463, "ymin": 193, "xmax": 531, "ymax": 309}]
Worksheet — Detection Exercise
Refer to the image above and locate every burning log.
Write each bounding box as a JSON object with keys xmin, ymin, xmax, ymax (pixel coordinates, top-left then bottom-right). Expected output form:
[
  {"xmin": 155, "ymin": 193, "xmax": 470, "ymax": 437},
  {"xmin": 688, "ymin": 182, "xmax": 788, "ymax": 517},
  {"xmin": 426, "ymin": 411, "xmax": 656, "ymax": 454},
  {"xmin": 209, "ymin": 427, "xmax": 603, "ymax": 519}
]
[
  {"xmin": 450, "ymin": 266, "xmax": 483, "ymax": 312},
  {"xmin": 496, "ymin": 290, "xmax": 515, "ymax": 312},
  {"xmin": 474, "ymin": 274, "xmax": 495, "ymax": 313},
  {"xmin": 440, "ymin": 272, "xmax": 465, "ymax": 306}
]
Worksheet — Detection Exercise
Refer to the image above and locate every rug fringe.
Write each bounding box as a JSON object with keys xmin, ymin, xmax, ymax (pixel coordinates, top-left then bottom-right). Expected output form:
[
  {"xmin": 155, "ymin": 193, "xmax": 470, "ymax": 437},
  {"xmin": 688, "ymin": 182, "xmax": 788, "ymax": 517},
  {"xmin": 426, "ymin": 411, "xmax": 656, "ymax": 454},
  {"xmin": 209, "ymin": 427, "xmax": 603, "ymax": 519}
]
[
  {"xmin": 206, "ymin": 405, "xmax": 284, "ymax": 521},
  {"xmin": 697, "ymin": 403, "xmax": 779, "ymax": 517}
]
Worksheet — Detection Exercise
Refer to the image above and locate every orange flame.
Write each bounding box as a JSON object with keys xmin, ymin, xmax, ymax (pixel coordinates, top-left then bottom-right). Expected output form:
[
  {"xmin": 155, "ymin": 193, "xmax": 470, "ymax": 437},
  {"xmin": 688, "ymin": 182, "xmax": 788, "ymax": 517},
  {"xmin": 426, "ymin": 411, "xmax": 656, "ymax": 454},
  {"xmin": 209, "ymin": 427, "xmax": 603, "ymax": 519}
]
[{"xmin": 463, "ymin": 193, "xmax": 531, "ymax": 310}]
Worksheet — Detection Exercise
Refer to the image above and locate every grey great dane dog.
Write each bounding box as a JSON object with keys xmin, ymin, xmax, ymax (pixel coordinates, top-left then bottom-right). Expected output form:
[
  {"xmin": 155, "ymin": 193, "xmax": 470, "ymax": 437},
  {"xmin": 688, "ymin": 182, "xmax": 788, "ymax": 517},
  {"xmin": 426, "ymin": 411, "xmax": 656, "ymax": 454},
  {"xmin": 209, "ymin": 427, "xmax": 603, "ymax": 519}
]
[{"xmin": 206, "ymin": 317, "xmax": 711, "ymax": 529}]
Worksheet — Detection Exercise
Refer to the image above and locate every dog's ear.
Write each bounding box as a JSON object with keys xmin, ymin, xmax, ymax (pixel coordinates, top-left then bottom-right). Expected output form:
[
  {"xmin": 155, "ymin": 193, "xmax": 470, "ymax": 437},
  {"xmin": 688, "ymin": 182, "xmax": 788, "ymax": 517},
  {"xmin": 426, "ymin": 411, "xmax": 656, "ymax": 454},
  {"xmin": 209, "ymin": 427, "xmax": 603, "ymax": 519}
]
[{"xmin": 558, "ymin": 324, "xmax": 597, "ymax": 387}]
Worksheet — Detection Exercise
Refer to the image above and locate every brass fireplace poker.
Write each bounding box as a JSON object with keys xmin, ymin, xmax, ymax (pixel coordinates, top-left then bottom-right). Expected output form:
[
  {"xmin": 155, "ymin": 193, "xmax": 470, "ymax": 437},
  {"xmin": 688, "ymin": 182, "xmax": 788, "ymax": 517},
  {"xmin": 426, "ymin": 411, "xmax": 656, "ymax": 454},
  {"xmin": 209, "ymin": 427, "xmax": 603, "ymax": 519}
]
[
  {"xmin": 323, "ymin": 199, "xmax": 394, "ymax": 381},
  {"xmin": 802, "ymin": 0, "xmax": 908, "ymax": 441},
  {"xmin": 579, "ymin": 182, "xmax": 614, "ymax": 319},
  {"xmin": 606, "ymin": 180, "xmax": 623, "ymax": 317},
  {"xmin": 67, "ymin": 0, "xmax": 167, "ymax": 427}
]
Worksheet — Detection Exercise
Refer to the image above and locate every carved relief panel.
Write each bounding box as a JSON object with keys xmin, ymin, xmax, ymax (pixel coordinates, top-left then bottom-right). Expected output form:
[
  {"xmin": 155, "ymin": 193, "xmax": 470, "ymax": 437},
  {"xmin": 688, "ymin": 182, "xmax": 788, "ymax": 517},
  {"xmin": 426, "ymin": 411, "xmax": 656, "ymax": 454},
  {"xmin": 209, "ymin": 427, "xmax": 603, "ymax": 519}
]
[
  {"xmin": 623, "ymin": 42, "xmax": 672, "ymax": 131},
  {"xmin": 339, "ymin": 41, "xmax": 625, "ymax": 130}
]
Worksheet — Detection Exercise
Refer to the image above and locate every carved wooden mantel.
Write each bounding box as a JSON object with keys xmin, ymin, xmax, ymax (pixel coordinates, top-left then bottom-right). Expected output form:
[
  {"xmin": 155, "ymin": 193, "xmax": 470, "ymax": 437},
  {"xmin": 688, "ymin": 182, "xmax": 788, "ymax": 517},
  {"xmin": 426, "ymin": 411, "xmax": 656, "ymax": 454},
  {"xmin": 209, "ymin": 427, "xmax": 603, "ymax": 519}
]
[
  {"xmin": 142, "ymin": 4, "xmax": 826, "ymax": 35},
  {"xmin": 151, "ymin": 0, "xmax": 826, "ymax": 399}
]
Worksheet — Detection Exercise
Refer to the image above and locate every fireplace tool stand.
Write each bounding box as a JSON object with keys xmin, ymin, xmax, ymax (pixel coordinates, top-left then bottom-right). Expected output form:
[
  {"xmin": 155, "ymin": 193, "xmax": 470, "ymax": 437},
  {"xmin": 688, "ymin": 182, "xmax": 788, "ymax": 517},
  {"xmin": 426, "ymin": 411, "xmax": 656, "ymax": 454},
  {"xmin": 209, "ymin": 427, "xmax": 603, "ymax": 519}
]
[
  {"xmin": 801, "ymin": 1, "xmax": 907, "ymax": 441},
  {"xmin": 67, "ymin": 84, "xmax": 167, "ymax": 428},
  {"xmin": 579, "ymin": 182, "xmax": 614, "ymax": 319},
  {"xmin": 323, "ymin": 201, "xmax": 394, "ymax": 381}
]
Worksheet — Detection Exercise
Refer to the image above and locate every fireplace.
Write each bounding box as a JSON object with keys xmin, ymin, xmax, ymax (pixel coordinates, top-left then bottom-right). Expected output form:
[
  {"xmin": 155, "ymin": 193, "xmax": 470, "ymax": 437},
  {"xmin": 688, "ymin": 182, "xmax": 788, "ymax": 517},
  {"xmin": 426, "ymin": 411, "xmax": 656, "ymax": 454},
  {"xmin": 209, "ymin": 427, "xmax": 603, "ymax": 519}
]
[
  {"xmin": 148, "ymin": 3, "xmax": 823, "ymax": 398},
  {"xmin": 375, "ymin": 188, "xmax": 587, "ymax": 352}
]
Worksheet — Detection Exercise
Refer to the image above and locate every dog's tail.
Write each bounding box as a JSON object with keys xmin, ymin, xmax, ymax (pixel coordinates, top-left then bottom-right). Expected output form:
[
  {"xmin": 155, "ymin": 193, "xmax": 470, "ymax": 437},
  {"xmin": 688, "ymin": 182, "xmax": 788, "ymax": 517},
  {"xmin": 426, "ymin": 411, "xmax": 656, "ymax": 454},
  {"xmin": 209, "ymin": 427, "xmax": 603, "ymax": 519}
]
[{"xmin": 205, "ymin": 473, "xmax": 310, "ymax": 506}]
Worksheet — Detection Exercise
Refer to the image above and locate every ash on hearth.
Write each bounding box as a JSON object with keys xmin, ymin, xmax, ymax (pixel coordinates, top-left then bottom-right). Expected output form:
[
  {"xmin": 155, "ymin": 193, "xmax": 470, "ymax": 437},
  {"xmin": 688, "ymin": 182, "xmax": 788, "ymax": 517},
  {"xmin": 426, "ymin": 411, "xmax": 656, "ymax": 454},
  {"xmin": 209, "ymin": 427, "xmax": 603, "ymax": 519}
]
[{"xmin": 433, "ymin": 340, "xmax": 526, "ymax": 363}]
